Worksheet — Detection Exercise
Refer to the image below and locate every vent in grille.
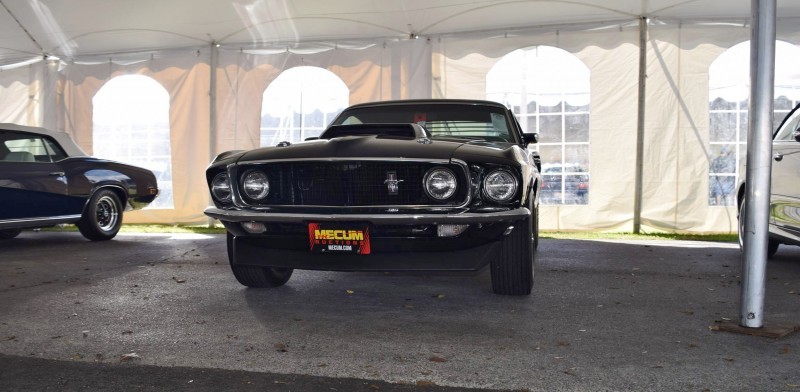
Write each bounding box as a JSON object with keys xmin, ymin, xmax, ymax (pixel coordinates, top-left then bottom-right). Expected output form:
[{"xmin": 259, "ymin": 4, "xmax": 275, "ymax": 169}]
[{"xmin": 237, "ymin": 161, "xmax": 468, "ymax": 207}]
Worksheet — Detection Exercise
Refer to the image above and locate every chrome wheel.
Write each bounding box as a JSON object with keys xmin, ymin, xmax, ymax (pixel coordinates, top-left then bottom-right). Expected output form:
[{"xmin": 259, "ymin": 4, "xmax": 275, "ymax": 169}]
[{"xmin": 95, "ymin": 195, "xmax": 120, "ymax": 232}]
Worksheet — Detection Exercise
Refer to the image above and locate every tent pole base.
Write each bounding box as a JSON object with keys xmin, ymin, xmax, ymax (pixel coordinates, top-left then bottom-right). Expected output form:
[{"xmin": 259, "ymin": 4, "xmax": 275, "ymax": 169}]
[{"xmin": 710, "ymin": 320, "xmax": 800, "ymax": 339}]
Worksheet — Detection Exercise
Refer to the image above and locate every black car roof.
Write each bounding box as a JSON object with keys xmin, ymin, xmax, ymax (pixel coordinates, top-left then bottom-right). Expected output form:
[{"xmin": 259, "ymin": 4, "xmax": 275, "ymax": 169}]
[{"xmin": 342, "ymin": 99, "xmax": 510, "ymax": 110}]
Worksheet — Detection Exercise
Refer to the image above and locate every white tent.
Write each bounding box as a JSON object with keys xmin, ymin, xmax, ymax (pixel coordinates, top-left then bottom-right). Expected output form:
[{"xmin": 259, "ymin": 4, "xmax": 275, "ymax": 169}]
[{"xmin": 1, "ymin": 0, "xmax": 799, "ymax": 231}]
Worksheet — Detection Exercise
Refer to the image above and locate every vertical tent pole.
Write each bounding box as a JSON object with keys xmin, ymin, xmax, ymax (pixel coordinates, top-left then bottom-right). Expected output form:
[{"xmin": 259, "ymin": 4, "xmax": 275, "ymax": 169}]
[
  {"xmin": 633, "ymin": 16, "xmax": 647, "ymax": 234},
  {"xmin": 741, "ymin": 0, "xmax": 776, "ymax": 328},
  {"xmin": 208, "ymin": 43, "xmax": 219, "ymax": 227}
]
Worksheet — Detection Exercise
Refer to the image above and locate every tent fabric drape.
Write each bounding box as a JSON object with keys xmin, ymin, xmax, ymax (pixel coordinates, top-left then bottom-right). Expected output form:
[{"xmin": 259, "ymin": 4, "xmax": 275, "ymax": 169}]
[{"xmin": 2, "ymin": 18, "xmax": 800, "ymax": 232}]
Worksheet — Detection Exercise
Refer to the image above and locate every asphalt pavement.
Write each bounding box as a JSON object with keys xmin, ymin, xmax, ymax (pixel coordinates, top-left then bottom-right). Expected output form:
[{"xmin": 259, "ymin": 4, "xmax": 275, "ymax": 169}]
[{"xmin": 0, "ymin": 230, "xmax": 798, "ymax": 391}]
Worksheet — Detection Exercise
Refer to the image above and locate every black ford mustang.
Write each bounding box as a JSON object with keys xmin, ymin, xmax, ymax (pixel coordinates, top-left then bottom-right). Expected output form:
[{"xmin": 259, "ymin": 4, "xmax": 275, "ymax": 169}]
[
  {"xmin": 205, "ymin": 99, "xmax": 541, "ymax": 295},
  {"xmin": 0, "ymin": 124, "xmax": 158, "ymax": 241}
]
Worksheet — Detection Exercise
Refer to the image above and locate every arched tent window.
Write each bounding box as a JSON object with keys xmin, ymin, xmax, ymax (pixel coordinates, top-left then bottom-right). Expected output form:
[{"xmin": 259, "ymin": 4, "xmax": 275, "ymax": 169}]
[
  {"xmin": 261, "ymin": 66, "xmax": 349, "ymax": 146},
  {"xmin": 93, "ymin": 75, "xmax": 173, "ymax": 209},
  {"xmin": 487, "ymin": 46, "xmax": 591, "ymax": 205},
  {"xmin": 708, "ymin": 41, "xmax": 800, "ymax": 206}
]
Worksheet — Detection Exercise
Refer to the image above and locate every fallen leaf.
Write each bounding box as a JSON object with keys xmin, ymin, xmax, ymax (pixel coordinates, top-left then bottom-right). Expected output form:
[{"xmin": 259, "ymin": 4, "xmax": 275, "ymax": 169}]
[
  {"xmin": 346, "ymin": 290, "xmax": 354, "ymax": 294},
  {"xmin": 369, "ymin": 384, "xmax": 380, "ymax": 390},
  {"xmin": 72, "ymin": 354, "xmax": 83, "ymax": 360},
  {"xmin": 432, "ymin": 294, "xmax": 445, "ymax": 299},
  {"xmin": 121, "ymin": 330, "xmax": 133, "ymax": 335},
  {"xmin": 557, "ymin": 341, "xmax": 570, "ymax": 347},
  {"xmin": 429, "ymin": 356, "xmax": 448, "ymax": 363},
  {"xmin": 120, "ymin": 353, "xmax": 141, "ymax": 362},
  {"xmin": 274, "ymin": 343, "xmax": 288, "ymax": 352},
  {"xmin": 780, "ymin": 345, "xmax": 790, "ymax": 355},
  {"xmin": 416, "ymin": 380, "xmax": 436, "ymax": 387},
  {"xmin": 2, "ymin": 336, "xmax": 16, "ymax": 342}
]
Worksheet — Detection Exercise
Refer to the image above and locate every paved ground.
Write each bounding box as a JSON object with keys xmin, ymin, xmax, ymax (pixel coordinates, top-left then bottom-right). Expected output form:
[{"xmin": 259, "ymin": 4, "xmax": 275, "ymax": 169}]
[{"xmin": 0, "ymin": 230, "xmax": 798, "ymax": 391}]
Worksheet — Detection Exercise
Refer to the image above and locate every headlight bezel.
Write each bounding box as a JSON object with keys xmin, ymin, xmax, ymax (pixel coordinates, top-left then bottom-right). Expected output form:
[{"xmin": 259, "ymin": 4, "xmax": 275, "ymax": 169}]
[
  {"xmin": 482, "ymin": 169, "xmax": 518, "ymax": 203},
  {"xmin": 423, "ymin": 167, "xmax": 458, "ymax": 201},
  {"xmin": 210, "ymin": 172, "xmax": 232, "ymax": 203},
  {"xmin": 240, "ymin": 170, "xmax": 270, "ymax": 201}
]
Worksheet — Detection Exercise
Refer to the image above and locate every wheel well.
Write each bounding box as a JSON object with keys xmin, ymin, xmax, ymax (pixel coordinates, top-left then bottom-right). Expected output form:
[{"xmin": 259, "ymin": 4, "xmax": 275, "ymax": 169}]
[
  {"xmin": 93, "ymin": 186, "xmax": 128, "ymax": 209},
  {"xmin": 737, "ymin": 183, "xmax": 746, "ymax": 210}
]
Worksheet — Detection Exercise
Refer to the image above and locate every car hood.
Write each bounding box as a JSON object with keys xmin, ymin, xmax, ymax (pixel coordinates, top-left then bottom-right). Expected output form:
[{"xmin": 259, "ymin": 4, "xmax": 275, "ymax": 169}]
[{"xmin": 237, "ymin": 135, "xmax": 521, "ymax": 164}]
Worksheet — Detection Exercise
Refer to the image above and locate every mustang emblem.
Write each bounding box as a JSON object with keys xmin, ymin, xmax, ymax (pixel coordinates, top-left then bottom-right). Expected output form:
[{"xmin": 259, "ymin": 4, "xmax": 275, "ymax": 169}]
[{"xmin": 383, "ymin": 171, "xmax": 404, "ymax": 195}]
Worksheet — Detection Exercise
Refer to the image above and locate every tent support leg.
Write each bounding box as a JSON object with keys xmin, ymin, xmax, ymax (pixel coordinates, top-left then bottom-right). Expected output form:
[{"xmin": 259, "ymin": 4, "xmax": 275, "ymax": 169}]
[
  {"xmin": 208, "ymin": 42, "xmax": 219, "ymax": 228},
  {"xmin": 633, "ymin": 17, "xmax": 647, "ymax": 234},
  {"xmin": 740, "ymin": 0, "xmax": 776, "ymax": 329}
]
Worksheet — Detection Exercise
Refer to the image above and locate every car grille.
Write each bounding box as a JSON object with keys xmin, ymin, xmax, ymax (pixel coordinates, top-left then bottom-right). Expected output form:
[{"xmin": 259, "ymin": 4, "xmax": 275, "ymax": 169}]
[{"xmin": 236, "ymin": 161, "xmax": 468, "ymax": 207}]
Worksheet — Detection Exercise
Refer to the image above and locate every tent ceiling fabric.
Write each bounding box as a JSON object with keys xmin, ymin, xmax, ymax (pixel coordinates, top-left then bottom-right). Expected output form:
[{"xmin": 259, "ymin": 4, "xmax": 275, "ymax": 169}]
[{"xmin": 2, "ymin": 0, "xmax": 800, "ymax": 65}]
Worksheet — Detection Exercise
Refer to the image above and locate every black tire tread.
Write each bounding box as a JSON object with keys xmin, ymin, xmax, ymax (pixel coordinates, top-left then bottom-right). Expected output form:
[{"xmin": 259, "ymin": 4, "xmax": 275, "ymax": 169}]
[
  {"xmin": 227, "ymin": 233, "xmax": 293, "ymax": 288},
  {"xmin": 491, "ymin": 215, "xmax": 534, "ymax": 295}
]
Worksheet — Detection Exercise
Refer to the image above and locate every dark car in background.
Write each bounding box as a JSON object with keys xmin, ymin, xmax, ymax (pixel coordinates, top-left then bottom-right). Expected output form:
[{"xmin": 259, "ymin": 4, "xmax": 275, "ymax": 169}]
[
  {"xmin": 738, "ymin": 103, "xmax": 800, "ymax": 257},
  {"xmin": 205, "ymin": 99, "xmax": 541, "ymax": 295},
  {"xmin": 0, "ymin": 124, "xmax": 159, "ymax": 241}
]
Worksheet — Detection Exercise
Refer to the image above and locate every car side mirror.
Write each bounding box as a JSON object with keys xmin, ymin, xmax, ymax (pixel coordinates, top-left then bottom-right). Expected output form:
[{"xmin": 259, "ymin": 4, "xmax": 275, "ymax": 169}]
[
  {"xmin": 794, "ymin": 129, "xmax": 800, "ymax": 143},
  {"xmin": 523, "ymin": 133, "xmax": 538, "ymax": 145}
]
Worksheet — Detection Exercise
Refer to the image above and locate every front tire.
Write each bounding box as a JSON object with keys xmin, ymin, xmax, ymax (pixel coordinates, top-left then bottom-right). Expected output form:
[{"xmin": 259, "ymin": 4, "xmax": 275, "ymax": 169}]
[
  {"xmin": 77, "ymin": 189, "xmax": 122, "ymax": 241},
  {"xmin": 0, "ymin": 229, "xmax": 21, "ymax": 239},
  {"xmin": 738, "ymin": 197, "xmax": 780, "ymax": 259},
  {"xmin": 227, "ymin": 233, "xmax": 293, "ymax": 288},
  {"xmin": 491, "ymin": 213, "xmax": 534, "ymax": 295}
]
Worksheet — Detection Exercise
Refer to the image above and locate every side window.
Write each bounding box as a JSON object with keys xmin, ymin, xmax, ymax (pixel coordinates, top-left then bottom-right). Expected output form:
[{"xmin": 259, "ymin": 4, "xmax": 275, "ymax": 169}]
[
  {"xmin": 261, "ymin": 66, "xmax": 349, "ymax": 146},
  {"xmin": 93, "ymin": 75, "xmax": 173, "ymax": 209},
  {"xmin": 486, "ymin": 46, "xmax": 591, "ymax": 205},
  {"xmin": 2, "ymin": 134, "xmax": 47, "ymax": 162},
  {"xmin": 708, "ymin": 40, "xmax": 800, "ymax": 206}
]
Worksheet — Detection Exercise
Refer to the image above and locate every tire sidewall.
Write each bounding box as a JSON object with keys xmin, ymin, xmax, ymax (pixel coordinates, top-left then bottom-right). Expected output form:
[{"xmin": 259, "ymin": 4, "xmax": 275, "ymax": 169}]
[{"xmin": 78, "ymin": 189, "xmax": 122, "ymax": 241}]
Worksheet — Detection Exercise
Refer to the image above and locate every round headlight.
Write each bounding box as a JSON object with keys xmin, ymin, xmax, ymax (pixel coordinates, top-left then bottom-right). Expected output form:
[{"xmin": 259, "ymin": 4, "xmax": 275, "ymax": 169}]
[
  {"xmin": 211, "ymin": 172, "xmax": 232, "ymax": 202},
  {"xmin": 424, "ymin": 168, "xmax": 457, "ymax": 200},
  {"xmin": 483, "ymin": 170, "xmax": 518, "ymax": 202},
  {"xmin": 241, "ymin": 170, "xmax": 270, "ymax": 200}
]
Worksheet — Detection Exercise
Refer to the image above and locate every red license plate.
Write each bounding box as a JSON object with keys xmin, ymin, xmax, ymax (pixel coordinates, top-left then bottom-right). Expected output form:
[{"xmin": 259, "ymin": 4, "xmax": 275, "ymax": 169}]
[{"xmin": 308, "ymin": 223, "xmax": 371, "ymax": 255}]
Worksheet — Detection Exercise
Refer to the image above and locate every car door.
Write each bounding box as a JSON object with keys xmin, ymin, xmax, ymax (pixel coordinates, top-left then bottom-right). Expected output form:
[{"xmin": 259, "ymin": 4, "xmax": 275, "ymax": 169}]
[
  {"xmin": 0, "ymin": 131, "xmax": 71, "ymax": 221},
  {"xmin": 770, "ymin": 107, "xmax": 800, "ymax": 237}
]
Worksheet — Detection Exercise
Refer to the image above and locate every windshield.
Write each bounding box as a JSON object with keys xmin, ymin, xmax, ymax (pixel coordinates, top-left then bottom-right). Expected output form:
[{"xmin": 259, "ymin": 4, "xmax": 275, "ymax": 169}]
[{"xmin": 331, "ymin": 103, "xmax": 519, "ymax": 143}]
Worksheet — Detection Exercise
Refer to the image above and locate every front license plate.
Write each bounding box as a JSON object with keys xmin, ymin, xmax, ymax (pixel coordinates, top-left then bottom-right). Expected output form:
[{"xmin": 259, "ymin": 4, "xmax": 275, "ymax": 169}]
[{"xmin": 308, "ymin": 223, "xmax": 371, "ymax": 255}]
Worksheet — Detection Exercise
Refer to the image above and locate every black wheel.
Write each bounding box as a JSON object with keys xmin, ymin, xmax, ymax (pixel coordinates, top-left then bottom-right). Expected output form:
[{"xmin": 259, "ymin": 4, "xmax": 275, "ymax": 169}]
[
  {"xmin": 490, "ymin": 214, "xmax": 534, "ymax": 295},
  {"xmin": 226, "ymin": 232, "xmax": 293, "ymax": 288},
  {"xmin": 76, "ymin": 189, "xmax": 122, "ymax": 241},
  {"xmin": 532, "ymin": 202, "xmax": 539, "ymax": 251},
  {"xmin": 0, "ymin": 229, "xmax": 21, "ymax": 239},
  {"xmin": 767, "ymin": 239, "xmax": 780, "ymax": 258},
  {"xmin": 738, "ymin": 198, "xmax": 780, "ymax": 259}
]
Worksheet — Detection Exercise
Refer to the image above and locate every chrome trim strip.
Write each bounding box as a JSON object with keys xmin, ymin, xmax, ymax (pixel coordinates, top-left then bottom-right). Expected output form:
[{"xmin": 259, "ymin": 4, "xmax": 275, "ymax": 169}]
[
  {"xmin": 205, "ymin": 207, "xmax": 529, "ymax": 225},
  {"xmin": 236, "ymin": 157, "xmax": 454, "ymax": 165},
  {"xmin": 0, "ymin": 215, "xmax": 81, "ymax": 229}
]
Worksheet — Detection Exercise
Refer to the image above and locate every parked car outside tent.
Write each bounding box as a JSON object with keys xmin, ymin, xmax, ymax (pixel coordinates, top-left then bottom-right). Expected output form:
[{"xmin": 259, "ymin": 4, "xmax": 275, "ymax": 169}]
[
  {"xmin": 0, "ymin": 124, "xmax": 159, "ymax": 241},
  {"xmin": 205, "ymin": 99, "xmax": 541, "ymax": 295},
  {"xmin": 738, "ymin": 103, "xmax": 800, "ymax": 257}
]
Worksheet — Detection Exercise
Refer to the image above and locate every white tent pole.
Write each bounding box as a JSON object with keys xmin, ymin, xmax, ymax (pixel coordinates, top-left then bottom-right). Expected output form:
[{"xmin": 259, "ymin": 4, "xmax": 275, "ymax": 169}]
[
  {"xmin": 208, "ymin": 42, "xmax": 219, "ymax": 227},
  {"xmin": 633, "ymin": 16, "xmax": 647, "ymax": 234},
  {"xmin": 740, "ymin": 0, "xmax": 776, "ymax": 329}
]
